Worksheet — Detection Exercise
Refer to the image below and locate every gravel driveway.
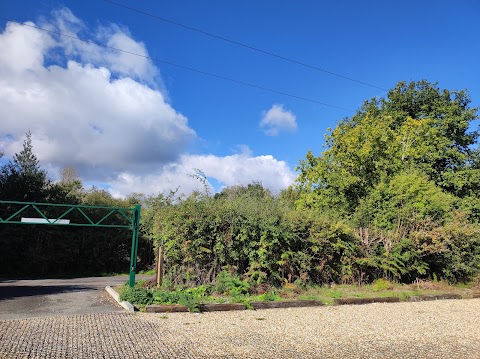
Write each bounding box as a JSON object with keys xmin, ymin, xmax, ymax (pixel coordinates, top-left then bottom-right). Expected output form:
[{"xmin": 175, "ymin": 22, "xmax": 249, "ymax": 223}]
[{"xmin": 1, "ymin": 299, "xmax": 479, "ymax": 358}]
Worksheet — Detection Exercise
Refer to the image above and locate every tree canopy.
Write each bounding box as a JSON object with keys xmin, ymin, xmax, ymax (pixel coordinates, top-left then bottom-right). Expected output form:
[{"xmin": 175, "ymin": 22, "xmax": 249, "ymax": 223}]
[
  {"xmin": 295, "ymin": 80, "xmax": 480, "ymax": 217},
  {"xmin": 290, "ymin": 81, "xmax": 480, "ymax": 282}
]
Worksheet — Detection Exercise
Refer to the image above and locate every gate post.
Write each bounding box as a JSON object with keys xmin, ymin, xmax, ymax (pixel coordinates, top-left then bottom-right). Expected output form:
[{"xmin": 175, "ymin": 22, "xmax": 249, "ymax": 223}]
[{"xmin": 129, "ymin": 205, "xmax": 141, "ymax": 287}]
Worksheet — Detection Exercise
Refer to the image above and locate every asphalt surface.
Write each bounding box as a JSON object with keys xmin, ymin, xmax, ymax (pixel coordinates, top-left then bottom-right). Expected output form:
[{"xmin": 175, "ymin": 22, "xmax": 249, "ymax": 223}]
[{"xmin": 0, "ymin": 276, "xmax": 132, "ymax": 320}]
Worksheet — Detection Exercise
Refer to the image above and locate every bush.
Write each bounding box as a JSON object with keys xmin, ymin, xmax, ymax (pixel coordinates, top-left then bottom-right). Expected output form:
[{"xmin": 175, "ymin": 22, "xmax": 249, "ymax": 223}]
[
  {"xmin": 152, "ymin": 288, "xmax": 201, "ymax": 312},
  {"xmin": 255, "ymin": 290, "xmax": 281, "ymax": 302},
  {"xmin": 120, "ymin": 287, "xmax": 153, "ymax": 305},
  {"xmin": 371, "ymin": 279, "xmax": 394, "ymax": 291},
  {"xmin": 214, "ymin": 271, "xmax": 250, "ymax": 296}
]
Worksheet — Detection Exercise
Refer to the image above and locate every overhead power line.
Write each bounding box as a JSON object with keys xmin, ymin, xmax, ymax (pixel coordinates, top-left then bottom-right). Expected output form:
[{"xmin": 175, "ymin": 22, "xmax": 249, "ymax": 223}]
[
  {"xmin": 1, "ymin": 18, "xmax": 353, "ymax": 112},
  {"xmin": 102, "ymin": 0, "xmax": 388, "ymax": 92}
]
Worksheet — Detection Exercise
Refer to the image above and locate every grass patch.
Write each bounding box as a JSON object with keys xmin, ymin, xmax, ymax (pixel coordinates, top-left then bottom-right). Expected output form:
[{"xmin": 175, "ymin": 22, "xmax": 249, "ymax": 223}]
[
  {"xmin": 118, "ymin": 274, "xmax": 477, "ymax": 312},
  {"xmin": 138, "ymin": 269, "xmax": 156, "ymax": 276}
]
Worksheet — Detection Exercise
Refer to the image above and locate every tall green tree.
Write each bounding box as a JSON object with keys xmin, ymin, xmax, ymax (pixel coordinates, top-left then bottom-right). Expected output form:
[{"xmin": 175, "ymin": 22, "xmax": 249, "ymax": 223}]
[
  {"xmin": 294, "ymin": 80, "xmax": 480, "ymax": 282},
  {"xmin": 295, "ymin": 80, "xmax": 479, "ymax": 214},
  {"xmin": 0, "ymin": 132, "xmax": 51, "ymax": 202}
]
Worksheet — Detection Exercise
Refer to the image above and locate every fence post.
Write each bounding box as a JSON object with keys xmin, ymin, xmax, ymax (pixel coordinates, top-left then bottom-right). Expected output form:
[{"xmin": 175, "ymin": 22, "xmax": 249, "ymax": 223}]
[{"xmin": 129, "ymin": 205, "xmax": 141, "ymax": 288}]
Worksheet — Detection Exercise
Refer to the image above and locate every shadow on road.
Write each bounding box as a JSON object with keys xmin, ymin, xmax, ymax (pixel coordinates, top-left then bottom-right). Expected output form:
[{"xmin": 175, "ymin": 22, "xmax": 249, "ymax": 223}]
[{"xmin": 0, "ymin": 284, "xmax": 94, "ymax": 300}]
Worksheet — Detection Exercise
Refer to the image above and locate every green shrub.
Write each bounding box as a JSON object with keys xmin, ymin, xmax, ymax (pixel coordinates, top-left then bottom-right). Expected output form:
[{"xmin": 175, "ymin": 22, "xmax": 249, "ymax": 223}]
[
  {"xmin": 371, "ymin": 278, "xmax": 394, "ymax": 291},
  {"xmin": 214, "ymin": 271, "xmax": 250, "ymax": 296},
  {"xmin": 177, "ymin": 293, "xmax": 200, "ymax": 313},
  {"xmin": 255, "ymin": 290, "xmax": 281, "ymax": 302},
  {"xmin": 152, "ymin": 289, "xmax": 179, "ymax": 304},
  {"xmin": 136, "ymin": 279, "xmax": 148, "ymax": 288},
  {"xmin": 152, "ymin": 288, "xmax": 201, "ymax": 312},
  {"xmin": 120, "ymin": 287, "xmax": 153, "ymax": 305},
  {"xmin": 185, "ymin": 284, "xmax": 212, "ymax": 298}
]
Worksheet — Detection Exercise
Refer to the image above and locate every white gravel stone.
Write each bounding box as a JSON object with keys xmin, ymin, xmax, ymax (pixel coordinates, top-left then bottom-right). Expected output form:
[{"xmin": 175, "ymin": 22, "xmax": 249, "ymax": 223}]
[{"xmin": 1, "ymin": 299, "xmax": 479, "ymax": 358}]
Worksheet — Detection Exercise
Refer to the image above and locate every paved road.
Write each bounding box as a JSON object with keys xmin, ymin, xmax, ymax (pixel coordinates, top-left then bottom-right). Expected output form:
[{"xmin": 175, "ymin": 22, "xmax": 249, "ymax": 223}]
[{"xmin": 0, "ymin": 276, "xmax": 134, "ymax": 320}]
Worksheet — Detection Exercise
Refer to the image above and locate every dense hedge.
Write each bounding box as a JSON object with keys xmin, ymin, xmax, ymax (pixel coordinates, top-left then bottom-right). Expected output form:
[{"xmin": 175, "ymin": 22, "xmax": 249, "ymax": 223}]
[{"xmin": 145, "ymin": 183, "xmax": 480, "ymax": 286}]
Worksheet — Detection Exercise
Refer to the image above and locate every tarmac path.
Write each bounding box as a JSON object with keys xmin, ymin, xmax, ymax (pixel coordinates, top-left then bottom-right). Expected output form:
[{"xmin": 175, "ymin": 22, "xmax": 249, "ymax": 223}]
[{"xmin": 0, "ymin": 276, "xmax": 131, "ymax": 320}]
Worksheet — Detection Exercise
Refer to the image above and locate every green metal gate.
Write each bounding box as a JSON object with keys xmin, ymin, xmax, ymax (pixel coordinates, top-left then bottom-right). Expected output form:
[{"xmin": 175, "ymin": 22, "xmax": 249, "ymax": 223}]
[{"xmin": 0, "ymin": 200, "xmax": 141, "ymax": 287}]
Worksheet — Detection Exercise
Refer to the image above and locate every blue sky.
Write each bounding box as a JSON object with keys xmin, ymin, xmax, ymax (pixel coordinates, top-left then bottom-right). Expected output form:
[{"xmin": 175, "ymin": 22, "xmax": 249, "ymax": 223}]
[{"xmin": 1, "ymin": 0, "xmax": 479, "ymax": 197}]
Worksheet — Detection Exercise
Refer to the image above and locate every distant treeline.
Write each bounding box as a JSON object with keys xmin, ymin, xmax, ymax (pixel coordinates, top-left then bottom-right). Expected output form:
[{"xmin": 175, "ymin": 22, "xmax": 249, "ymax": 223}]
[{"xmin": 0, "ymin": 133, "xmax": 153, "ymax": 277}]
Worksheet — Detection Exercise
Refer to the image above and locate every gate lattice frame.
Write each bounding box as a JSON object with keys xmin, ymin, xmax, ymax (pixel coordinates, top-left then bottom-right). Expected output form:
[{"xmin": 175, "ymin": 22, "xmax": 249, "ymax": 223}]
[{"xmin": 0, "ymin": 200, "xmax": 141, "ymax": 287}]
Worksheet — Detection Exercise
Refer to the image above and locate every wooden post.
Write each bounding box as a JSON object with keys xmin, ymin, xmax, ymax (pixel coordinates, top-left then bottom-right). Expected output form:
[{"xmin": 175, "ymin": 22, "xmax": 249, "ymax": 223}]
[{"xmin": 156, "ymin": 244, "xmax": 164, "ymax": 287}]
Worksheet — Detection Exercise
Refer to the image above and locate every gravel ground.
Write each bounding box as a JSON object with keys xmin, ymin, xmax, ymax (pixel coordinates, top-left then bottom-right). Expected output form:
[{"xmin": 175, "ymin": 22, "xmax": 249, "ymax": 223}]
[{"xmin": 1, "ymin": 299, "xmax": 479, "ymax": 358}]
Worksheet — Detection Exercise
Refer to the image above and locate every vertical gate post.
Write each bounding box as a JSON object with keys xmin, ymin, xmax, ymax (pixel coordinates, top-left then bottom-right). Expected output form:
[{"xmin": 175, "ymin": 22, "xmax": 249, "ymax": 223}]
[{"xmin": 129, "ymin": 205, "xmax": 141, "ymax": 287}]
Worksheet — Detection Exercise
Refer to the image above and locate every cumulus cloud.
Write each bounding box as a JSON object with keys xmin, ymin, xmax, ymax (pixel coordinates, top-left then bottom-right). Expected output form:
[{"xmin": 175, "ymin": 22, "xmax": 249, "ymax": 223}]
[
  {"xmin": 43, "ymin": 8, "xmax": 159, "ymax": 84},
  {"xmin": 0, "ymin": 14, "xmax": 194, "ymax": 181},
  {"xmin": 109, "ymin": 148, "xmax": 297, "ymax": 197},
  {"xmin": 0, "ymin": 9, "xmax": 297, "ymax": 197},
  {"xmin": 260, "ymin": 104, "xmax": 297, "ymax": 136}
]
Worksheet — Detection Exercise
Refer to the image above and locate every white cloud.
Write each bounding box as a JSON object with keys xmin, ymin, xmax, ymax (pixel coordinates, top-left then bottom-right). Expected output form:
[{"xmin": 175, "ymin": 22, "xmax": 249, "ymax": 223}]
[
  {"xmin": 109, "ymin": 148, "xmax": 297, "ymax": 198},
  {"xmin": 0, "ymin": 21, "xmax": 54, "ymax": 74},
  {"xmin": 260, "ymin": 104, "xmax": 297, "ymax": 136},
  {"xmin": 0, "ymin": 9, "xmax": 297, "ymax": 198},
  {"xmin": 42, "ymin": 8, "xmax": 159, "ymax": 84},
  {"xmin": 0, "ymin": 15, "xmax": 194, "ymax": 181}
]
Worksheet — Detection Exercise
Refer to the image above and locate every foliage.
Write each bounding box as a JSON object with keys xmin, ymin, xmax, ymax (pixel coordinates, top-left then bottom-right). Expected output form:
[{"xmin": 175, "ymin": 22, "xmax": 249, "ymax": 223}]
[
  {"xmin": 370, "ymin": 278, "xmax": 394, "ymax": 291},
  {"xmin": 144, "ymin": 182, "xmax": 366, "ymax": 286},
  {"xmin": 151, "ymin": 289, "xmax": 201, "ymax": 312},
  {"xmin": 0, "ymin": 132, "xmax": 153, "ymax": 277},
  {"xmin": 214, "ymin": 271, "xmax": 250, "ymax": 296},
  {"xmin": 142, "ymin": 179, "xmax": 479, "ymax": 286},
  {"xmin": 120, "ymin": 287, "xmax": 153, "ymax": 305},
  {"xmin": 2, "ymin": 80, "xmax": 479, "ymax": 286},
  {"xmin": 354, "ymin": 170, "xmax": 454, "ymax": 229},
  {"xmin": 253, "ymin": 290, "xmax": 281, "ymax": 302},
  {"xmin": 295, "ymin": 80, "xmax": 479, "ymax": 212},
  {"xmin": 291, "ymin": 80, "xmax": 479, "ymax": 283},
  {"xmin": 433, "ymin": 212, "xmax": 480, "ymax": 282}
]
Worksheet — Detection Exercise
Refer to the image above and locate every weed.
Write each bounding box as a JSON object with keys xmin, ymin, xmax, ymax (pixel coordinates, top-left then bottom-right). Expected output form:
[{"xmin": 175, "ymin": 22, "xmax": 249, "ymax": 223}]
[
  {"xmin": 371, "ymin": 279, "xmax": 394, "ymax": 291},
  {"xmin": 215, "ymin": 271, "xmax": 250, "ymax": 296},
  {"xmin": 120, "ymin": 287, "xmax": 153, "ymax": 305},
  {"xmin": 151, "ymin": 288, "xmax": 201, "ymax": 312},
  {"xmin": 297, "ymin": 294, "xmax": 319, "ymax": 301},
  {"xmin": 119, "ymin": 279, "xmax": 471, "ymax": 312},
  {"xmin": 136, "ymin": 279, "xmax": 148, "ymax": 288},
  {"xmin": 321, "ymin": 288, "xmax": 343, "ymax": 298},
  {"xmin": 152, "ymin": 289, "xmax": 179, "ymax": 304},
  {"xmin": 255, "ymin": 290, "xmax": 281, "ymax": 302},
  {"xmin": 178, "ymin": 293, "xmax": 200, "ymax": 313}
]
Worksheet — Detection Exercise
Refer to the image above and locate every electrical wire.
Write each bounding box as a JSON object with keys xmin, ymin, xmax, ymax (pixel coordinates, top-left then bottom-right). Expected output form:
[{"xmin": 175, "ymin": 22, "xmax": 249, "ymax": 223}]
[
  {"xmin": 102, "ymin": 0, "xmax": 388, "ymax": 92},
  {"xmin": 1, "ymin": 18, "xmax": 353, "ymax": 112}
]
